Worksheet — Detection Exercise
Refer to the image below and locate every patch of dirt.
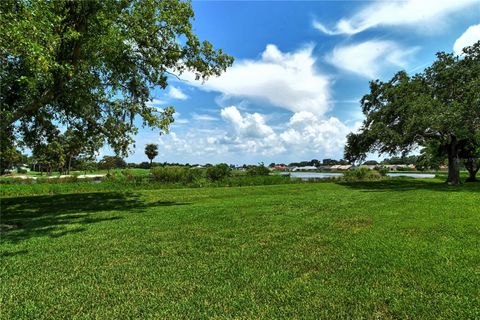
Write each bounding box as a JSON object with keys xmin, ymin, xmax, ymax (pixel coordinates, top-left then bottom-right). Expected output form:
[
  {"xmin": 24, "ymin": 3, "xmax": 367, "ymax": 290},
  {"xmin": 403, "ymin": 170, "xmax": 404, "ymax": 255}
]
[{"xmin": 336, "ymin": 217, "xmax": 373, "ymax": 233}]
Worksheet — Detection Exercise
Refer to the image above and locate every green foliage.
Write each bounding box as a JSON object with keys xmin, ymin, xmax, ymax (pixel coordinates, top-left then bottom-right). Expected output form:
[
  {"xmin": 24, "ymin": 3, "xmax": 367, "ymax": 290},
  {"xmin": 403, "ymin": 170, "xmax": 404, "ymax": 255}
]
[
  {"xmin": 36, "ymin": 176, "xmax": 80, "ymax": 184},
  {"xmin": 98, "ymin": 156, "xmax": 126, "ymax": 172},
  {"xmin": 0, "ymin": 174, "xmax": 297, "ymax": 196},
  {"xmin": 345, "ymin": 41, "xmax": 480, "ymax": 184},
  {"xmin": 377, "ymin": 167, "xmax": 389, "ymax": 177},
  {"xmin": 246, "ymin": 165, "xmax": 271, "ymax": 176},
  {"xmin": 150, "ymin": 166, "xmax": 201, "ymax": 184},
  {"xmin": 17, "ymin": 169, "xmax": 28, "ymax": 174},
  {"xmin": 206, "ymin": 163, "xmax": 231, "ymax": 181},
  {"xmin": 0, "ymin": 146, "xmax": 21, "ymax": 174},
  {"xmin": 144, "ymin": 144, "xmax": 159, "ymax": 164},
  {"xmin": 343, "ymin": 167, "xmax": 381, "ymax": 181},
  {"xmin": 78, "ymin": 159, "xmax": 97, "ymax": 174},
  {"xmin": 1, "ymin": 0, "xmax": 233, "ymax": 156}
]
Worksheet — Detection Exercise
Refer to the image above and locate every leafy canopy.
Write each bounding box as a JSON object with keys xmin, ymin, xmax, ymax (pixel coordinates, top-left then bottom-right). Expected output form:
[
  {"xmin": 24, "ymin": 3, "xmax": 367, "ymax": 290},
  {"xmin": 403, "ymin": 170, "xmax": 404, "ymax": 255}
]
[
  {"xmin": 0, "ymin": 0, "xmax": 233, "ymax": 157},
  {"xmin": 345, "ymin": 42, "xmax": 480, "ymax": 184},
  {"xmin": 144, "ymin": 143, "xmax": 159, "ymax": 162}
]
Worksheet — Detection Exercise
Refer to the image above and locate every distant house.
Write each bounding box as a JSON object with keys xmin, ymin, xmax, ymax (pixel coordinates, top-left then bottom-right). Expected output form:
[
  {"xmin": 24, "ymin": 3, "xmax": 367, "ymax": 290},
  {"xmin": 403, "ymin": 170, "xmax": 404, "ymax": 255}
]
[
  {"xmin": 330, "ymin": 164, "xmax": 353, "ymax": 171},
  {"xmin": 292, "ymin": 166, "xmax": 318, "ymax": 171},
  {"xmin": 272, "ymin": 165, "xmax": 287, "ymax": 171}
]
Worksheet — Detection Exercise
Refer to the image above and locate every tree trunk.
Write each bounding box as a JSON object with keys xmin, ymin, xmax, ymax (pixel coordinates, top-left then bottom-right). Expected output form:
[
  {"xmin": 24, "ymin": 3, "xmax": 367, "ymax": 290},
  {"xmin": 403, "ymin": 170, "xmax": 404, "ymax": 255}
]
[
  {"xmin": 68, "ymin": 155, "xmax": 73, "ymax": 174},
  {"xmin": 446, "ymin": 141, "xmax": 460, "ymax": 185},
  {"xmin": 465, "ymin": 159, "xmax": 479, "ymax": 182}
]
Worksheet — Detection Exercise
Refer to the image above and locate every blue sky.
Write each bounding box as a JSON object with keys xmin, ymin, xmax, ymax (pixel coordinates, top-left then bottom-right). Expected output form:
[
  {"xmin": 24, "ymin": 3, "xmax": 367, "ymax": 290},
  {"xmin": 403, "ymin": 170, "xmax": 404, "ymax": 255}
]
[{"xmin": 121, "ymin": 0, "xmax": 480, "ymax": 165}]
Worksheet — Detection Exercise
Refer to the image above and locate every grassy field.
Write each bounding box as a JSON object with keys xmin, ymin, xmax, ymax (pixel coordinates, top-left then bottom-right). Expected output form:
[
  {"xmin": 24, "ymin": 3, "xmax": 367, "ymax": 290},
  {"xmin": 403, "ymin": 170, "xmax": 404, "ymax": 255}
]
[{"xmin": 1, "ymin": 179, "xmax": 479, "ymax": 319}]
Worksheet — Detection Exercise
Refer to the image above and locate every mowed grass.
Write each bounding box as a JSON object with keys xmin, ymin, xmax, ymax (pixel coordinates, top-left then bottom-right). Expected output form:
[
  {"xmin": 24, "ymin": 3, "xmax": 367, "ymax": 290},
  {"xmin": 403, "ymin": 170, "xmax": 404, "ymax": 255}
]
[{"xmin": 1, "ymin": 179, "xmax": 479, "ymax": 319}]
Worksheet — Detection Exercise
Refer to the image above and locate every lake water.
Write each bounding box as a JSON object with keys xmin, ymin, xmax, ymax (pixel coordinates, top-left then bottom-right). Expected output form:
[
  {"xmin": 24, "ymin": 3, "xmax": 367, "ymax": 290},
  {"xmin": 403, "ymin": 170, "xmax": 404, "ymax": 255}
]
[
  {"xmin": 386, "ymin": 173, "xmax": 436, "ymax": 178},
  {"xmin": 281, "ymin": 172, "xmax": 436, "ymax": 180},
  {"xmin": 281, "ymin": 172, "xmax": 343, "ymax": 180}
]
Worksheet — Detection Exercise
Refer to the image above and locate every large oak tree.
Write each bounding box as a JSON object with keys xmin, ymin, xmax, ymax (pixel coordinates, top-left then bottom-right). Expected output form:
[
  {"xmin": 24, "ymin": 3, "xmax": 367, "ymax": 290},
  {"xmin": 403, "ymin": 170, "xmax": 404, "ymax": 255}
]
[
  {"xmin": 345, "ymin": 42, "xmax": 480, "ymax": 185},
  {"xmin": 0, "ymin": 0, "xmax": 233, "ymax": 172}
]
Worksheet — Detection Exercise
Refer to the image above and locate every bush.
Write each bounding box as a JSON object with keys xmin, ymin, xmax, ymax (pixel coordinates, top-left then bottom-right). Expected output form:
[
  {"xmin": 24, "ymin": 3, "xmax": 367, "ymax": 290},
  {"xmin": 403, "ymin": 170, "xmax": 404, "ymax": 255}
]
[
  {"xmin": 32, "ymin": 176, "xmax": 80, "ymax": 184},
  {"xmin": 246, "ymin": 165, "xmax": 271, "ymax": 176},
  {"xmin": 344, "ymin": 167, "xmax": 381, "ymax": 181},
  {"xmin": 121, "ymin": 169, "xmax": 135, "ymax": 181},
  {"xmin": 151, "ymin": 166, "xmax": 202, "ymax": 183},
  {"xmin": 206, "ymin": 163, "xmax": 231, "ymax": 181},
  {"xmin": 0, "ymin": 177, "xmax": 36, "ymax": 184},
  {"xmin": 17, "ymin": 169, "xmax": 28, "ymax": 174},
  {"xmin": 377, "ymin": 167, "xmax": 389, "ymax": 177}
]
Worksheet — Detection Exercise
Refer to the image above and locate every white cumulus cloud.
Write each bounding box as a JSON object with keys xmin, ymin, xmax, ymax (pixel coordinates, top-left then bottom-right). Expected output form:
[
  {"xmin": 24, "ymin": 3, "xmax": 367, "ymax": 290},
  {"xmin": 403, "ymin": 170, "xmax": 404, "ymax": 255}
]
[
  {"xmin": 128, "ymin": 106, "xmax": 361, "ymax": 164},
  {"xmin": 184, "ymin": 44, "xmax": 331, "ymax": 116},
  {"xmin": 168, "ymin": 86, "xmax": 188, "ymax": 100},
  {"xmin": 221, "ymin": 106, "xmax": 275, "ymax": 139},
  {"xmin": 326, "ymin": 40, "xmax": 418, "ymax": 79},
  {"xmin": 217, "ymin": 106, "xmax": 356, "ymax": 159},
  {"xmin": 454, "ymin": 24, "xmax": 480, "ymax": 55},
  {"xmin": 314, "ymin": 0, "xmax": 478, "ymax": 35},
  {"xmin": 279, "ymin": 111, "xmax": 356, "ymax": 157}
]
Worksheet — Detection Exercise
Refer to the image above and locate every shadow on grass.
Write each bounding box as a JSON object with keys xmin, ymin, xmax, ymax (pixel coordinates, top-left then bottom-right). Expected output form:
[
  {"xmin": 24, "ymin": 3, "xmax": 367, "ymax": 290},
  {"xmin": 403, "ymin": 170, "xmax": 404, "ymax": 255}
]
[
  {"xmin": 0, "ymin": 192, "xmax": 190, "ymax": 244},
  {"xmin": 0, "ymin": 249, "xmax": 28, "ymax": 258},
  {"xmin": 337, "ymin": 178, "xmax": 480, "ymax": 193}
]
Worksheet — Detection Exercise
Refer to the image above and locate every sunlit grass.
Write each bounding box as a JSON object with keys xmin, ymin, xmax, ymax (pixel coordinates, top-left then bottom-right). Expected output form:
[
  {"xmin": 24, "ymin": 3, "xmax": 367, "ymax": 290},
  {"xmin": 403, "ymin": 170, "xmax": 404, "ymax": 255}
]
[{"xmin": 1, "ymin": 179, "xmax": 479, "ymax": 319}]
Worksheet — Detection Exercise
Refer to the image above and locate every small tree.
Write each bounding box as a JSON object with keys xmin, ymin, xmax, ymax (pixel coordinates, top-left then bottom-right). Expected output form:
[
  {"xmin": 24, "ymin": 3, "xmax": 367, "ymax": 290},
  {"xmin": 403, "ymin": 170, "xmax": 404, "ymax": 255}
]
[
  {"xmin": 145, "ymin": 144, "xmax": 159, "ymax": 167},
  {"xmin": 206, "ymin": 163, "xmax": 231, "ymax": 181},
  {"xmin": 247, "ymin": 164, "xmax": 271, "ymax": 176},
  {"xmin": 98, "ymin": 156, "xmax": 122, "ymax": 174},
  {"xmin": 0, "ymin": 146, "xmax": 21, "ymax": 174},
  {"xmin": 79, "ymin": 159, "xmax": 97, "ymax": 176}
]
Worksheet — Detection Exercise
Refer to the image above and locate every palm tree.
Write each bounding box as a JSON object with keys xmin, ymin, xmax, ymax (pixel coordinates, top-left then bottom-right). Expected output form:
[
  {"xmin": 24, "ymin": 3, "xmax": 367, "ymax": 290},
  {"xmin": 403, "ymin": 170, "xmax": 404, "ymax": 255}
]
[{"xmin": 144, "ymin": 144, "xmax": 159, "ymax": 167}]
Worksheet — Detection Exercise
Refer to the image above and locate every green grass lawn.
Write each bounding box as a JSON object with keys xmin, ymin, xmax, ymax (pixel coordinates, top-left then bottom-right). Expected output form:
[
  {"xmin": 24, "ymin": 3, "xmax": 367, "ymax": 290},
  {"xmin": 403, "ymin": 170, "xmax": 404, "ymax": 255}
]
[{"xmin": 1, "ymin": 179, "xmax": 479, "ymax": 319}]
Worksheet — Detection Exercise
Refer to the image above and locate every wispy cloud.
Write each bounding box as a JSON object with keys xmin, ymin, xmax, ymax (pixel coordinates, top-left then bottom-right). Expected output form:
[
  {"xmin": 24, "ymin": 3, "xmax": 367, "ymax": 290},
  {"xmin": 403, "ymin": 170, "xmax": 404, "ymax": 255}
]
[
  {"xmin": 191, "ymin": 113, "xmax": 219, "ymax": 122},
  {"xmin": 314, "ymin": 0, "xmax": 478, "ymax": 36},
  {"xmin": 326, "ymin": 40, "xmax": 418, "ymax": 79},
  {"xmin": 146, "ymin": 98, "xmax": 166, "ymax": 107},
  {"xmin": 173, "ymin": 112, "xmax": 189, "ymax": 125}
]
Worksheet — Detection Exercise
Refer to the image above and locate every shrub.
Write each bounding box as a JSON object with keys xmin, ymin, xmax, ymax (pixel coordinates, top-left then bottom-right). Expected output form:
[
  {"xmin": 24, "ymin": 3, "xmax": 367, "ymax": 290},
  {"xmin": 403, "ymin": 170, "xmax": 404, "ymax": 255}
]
[
  {"xmin": 246, "ymin": 165, "xmax": 271, "ymax": 176},
  {"xmin": 151, "ymin": 166, "xmax": 202, "ymax": 183},
  {"xmin": 377, "ymin": 167, "xmax": 389, "ymax": 177},
  {"xmin": 206, "ymin": 163, "xmax": 231, "ymax": 181},
  {"xmin": 17, "ymin": 169, "xmax": 28, "ymax": 174},
  {"xmin": 344, "ymin": 167, "xmax": 381, "ymax": 181},
  {"xmin": 0, "ymin": 177, "xmax": 36, "ymax": 184},
  {"xmin": 121, "ymin": 169, "xmax": 135, "ymax": 181}
]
